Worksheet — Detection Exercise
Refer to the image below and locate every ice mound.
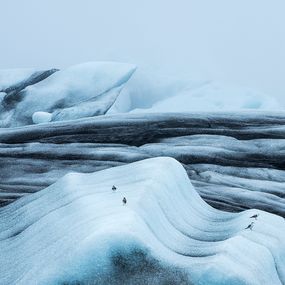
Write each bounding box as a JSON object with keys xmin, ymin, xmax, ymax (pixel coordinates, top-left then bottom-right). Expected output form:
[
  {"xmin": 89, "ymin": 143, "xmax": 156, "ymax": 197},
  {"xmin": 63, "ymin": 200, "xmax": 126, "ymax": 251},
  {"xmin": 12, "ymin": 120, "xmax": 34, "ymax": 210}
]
[
  {"xmin": 32, "ymin": 111, "xmax": 52, "ymax": 124},
  {"xmin": 0, "ymin": 157, "xmax": 284, "ymax": 285},
  {"xmin": 108, "ymin": 69, "xmax": 208, "ymax": 114},
  {"xmin": 0, "ymin": 62, "xmax": 136, "ymax": 127},
  {"xmin": 127, "ymin": 81, "xmax": 280, "ymax": 113}
]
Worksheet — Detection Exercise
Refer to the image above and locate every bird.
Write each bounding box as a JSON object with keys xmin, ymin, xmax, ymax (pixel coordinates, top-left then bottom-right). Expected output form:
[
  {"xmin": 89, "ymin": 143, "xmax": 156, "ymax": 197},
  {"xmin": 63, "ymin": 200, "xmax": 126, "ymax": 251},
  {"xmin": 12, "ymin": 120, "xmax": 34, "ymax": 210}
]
[
  {"xmin": 112, "ymin": 185, "xmax": 117, "ymax": 191},
  {"xmin": 250, "ymin": 214, "xmax": 259, "ymax": 220},
  {"xmin": 122, "ymin": 197, "xmax": 127, "ymax": 205},
  {"xmin": 245, "ymin": 222, "xmax": 254, "ymax": 230}
]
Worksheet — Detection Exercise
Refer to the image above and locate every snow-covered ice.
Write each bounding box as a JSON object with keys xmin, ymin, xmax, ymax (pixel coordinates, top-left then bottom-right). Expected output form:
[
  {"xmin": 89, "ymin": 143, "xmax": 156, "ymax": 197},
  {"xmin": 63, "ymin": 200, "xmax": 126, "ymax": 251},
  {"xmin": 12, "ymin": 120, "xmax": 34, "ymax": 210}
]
[
  {"xmin": 0, "ymin": 157, "xmax": 284, "ymax": 285},
  {"xmin": 32, "ymin": 111, "xmax": 52, "ymax": 124},
  {"xmin": 110, "ymin": 75, "xmax": 280, "ymax": 114},
  {"xmin": 0, "ymin": 62, "xmax": 136, "ymax": 127},
  {"xmin": 135, "ymin": 83, "xmax": 280, "ymax": 113},
  {"xmin": 104, "ymin": 66, "xmax": 281, "ymax": 114},
  {"xmin": 0, "ymin": 62, "xmax": 285, "ymax": 284},
  {"xmin": 0, "ymin": 63, "xmax": 282, "ymax": 129}
]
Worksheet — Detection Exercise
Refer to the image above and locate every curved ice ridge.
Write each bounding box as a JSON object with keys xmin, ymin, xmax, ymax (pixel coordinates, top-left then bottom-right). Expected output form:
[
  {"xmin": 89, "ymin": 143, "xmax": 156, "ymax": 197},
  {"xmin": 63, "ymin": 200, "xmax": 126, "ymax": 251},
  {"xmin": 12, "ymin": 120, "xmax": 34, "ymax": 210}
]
[{"xmin": 0, "ymin": 157, "xmax": 284, "ymax": 285}]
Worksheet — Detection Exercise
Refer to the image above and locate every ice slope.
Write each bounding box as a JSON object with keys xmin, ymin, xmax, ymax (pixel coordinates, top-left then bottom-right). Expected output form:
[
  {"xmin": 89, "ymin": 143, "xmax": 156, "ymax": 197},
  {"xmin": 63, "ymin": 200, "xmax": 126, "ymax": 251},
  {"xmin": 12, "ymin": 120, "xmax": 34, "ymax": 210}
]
[
  {"xmin": 126, "ymin": 81, "xmax": 280, "ymax": 113},
  {"xmin": 0, "ymin": 62, "xmax": 136, "ymax": 127},
  {"xmin": 0, "ymin": 157, "xmax": 284, "ymax": 285},
  {"xmin": 106, "ymin": 67, "xmax": 281, "ymax": 114},
  {"xmin": 108, "ymin": 68, "xmax": 209, "ymax": 113}
]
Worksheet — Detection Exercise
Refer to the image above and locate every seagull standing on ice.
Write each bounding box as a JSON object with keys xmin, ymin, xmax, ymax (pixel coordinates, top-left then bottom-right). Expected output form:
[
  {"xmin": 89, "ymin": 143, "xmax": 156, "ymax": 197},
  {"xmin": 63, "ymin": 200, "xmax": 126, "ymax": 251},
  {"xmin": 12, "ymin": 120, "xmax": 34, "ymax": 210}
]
[
  {"xmin": 245, "ymin": 222, "xmax": 255, "ymax": 230},
  {"xmin": 250, "ymin": 214, "xmax": 259, "ymax": 220}
]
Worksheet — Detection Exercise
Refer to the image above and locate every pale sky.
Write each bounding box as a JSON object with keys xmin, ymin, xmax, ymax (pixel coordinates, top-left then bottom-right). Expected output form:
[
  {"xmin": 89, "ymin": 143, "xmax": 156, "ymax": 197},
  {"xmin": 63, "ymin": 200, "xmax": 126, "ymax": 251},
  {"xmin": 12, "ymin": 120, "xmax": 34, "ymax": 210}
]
[{"xmin": 0, "ymin": 0, "xmax": 284, "ymax": 102}]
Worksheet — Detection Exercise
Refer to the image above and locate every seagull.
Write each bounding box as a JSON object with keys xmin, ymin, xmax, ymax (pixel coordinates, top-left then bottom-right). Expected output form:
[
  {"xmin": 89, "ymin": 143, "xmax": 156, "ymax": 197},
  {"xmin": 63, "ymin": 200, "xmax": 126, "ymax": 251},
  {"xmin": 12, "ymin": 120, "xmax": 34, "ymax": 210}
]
[
  {"xmin": 250, "ymin": 214, "xmax": 259, "ymax": 220},
  {"xmin": 122, "ymin": 197, "xmax": 127, "ymax": 205},
  {"xmin": 245, "ymin": 222, "xmax": 254, "ymax": 230},
  {"xmin": 112, "ymin": 185, "xmax": 117, "ymax": 191}
]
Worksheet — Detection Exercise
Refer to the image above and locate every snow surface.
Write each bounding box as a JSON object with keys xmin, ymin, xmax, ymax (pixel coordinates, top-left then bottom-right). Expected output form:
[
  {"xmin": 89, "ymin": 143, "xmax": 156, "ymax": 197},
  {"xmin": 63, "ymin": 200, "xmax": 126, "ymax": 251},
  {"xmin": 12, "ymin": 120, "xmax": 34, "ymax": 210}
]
[{"xmin": 0, "ymin": 157, "xmax": 284, "ymax": 285}]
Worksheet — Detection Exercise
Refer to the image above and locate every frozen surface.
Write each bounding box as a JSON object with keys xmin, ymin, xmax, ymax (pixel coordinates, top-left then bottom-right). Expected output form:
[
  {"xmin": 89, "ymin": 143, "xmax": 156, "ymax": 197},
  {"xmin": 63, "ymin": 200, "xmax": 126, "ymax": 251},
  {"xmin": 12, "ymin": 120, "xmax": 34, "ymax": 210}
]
[
  {"xmin": 1, "ymin": 112, "xmax": 285, "ymax": 217},
  {"xmin": 0, "ymin": 62, "xmax": 136, "ymax": 127},
  {"xmin": 0, "ymin": 63, "xmax": 282, "ymax": 127},
  {"xmin": 108, "ymin": 69, "xmax": 208, "ymax": 113},
  {"xmin": 0, "ymin": 157, "xmax": 284, "ymax": 285},
  {"xmin": 138, "ymin": 83, "xmax": 280, "ymax": 113},
  {"xmin": 107, "ymin": 67, "xmax": 281, "ymax": 114},
  {"xmin": 32, "ymin": 111, "xmax": 52, "ymax": 124},
  {"xmin": 1, "ymin": 62, "xmax": 285, "ymax": 284}
]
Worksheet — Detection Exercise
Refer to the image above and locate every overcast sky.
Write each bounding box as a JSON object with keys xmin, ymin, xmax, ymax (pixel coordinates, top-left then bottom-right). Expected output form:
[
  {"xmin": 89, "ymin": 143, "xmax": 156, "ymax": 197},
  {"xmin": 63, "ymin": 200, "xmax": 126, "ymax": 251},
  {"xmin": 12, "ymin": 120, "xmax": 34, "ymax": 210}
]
[{"xmin": 0, "ymin": 0, "xmax": 284, "ymax": 101}]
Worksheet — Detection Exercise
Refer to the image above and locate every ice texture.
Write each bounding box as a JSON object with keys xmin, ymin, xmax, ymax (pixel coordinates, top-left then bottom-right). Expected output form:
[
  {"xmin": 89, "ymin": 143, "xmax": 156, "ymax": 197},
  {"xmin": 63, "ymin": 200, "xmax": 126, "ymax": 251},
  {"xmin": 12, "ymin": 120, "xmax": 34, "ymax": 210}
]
[
  {"xmin": 0, "ymin": 157, "xmax": 284, "ymax": 285},
  {"xmin": 1, "ymin": 62, "xmax": 284, "ymax": 285},
  {"xmin": 0, "ymin": 112, "xmax": 285, "ymax": 218},
  {"xmin": 0, "ymin": 62, "xmax": 136, "ymax": 127}
]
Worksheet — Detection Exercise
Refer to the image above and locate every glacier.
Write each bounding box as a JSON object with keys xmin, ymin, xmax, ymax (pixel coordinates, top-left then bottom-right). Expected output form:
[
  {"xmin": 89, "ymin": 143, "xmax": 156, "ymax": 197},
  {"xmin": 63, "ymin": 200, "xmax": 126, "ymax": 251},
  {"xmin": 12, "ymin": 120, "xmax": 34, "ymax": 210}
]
[
  {"xmin": 0, "ymin": 62, "xmax": 136, "ymax": 127},
  {"xmin": 0, "ymin": 112, "xmax": 285, "ymax": 217},
  {"xmin": 0, "ymin": 62, "xmax": 285, "ymax": 285},
  {"xmin": 0, "ymin": 157, "xmax": 284, "ymax": 285},
  {"xmin": 108, "ymin": 68, "xmax": 281, "ymax": 114}
]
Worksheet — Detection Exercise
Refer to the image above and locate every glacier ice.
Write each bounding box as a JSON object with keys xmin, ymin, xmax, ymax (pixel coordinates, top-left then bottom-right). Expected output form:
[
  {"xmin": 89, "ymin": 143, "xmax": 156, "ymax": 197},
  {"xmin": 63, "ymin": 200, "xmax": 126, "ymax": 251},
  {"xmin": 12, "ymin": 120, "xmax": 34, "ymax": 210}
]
[
  {"xmin": 0, "ymin": 63, "xmax": 282, "ymax": 128},
  {"xmin": 108, "ymin": 68, "xmax": 208, "ymax": 114},
  {"xmin": 0, "ymin": 157, "xmax": 284, "ymax": 285},
  {"xmin": 32, "ymin": 111, "xmax": 52, "ymax": 124},
  {"xmin": 0, "ymin": 62, "xmax": 285, "ymax": 284},
  {"xmin": 128, "ymin": 81, "xmax": 281, "ymax": 113},
  {"xmin": 0, "ymin": 62, "xmax": 136, "ymax": 127},
  {"xmin": 0, "ymin": 112, "xmax": 285, "ymax": 216},
  {"xmin": 106, "ymin": 67, "xmax": 281, "ymax": 114}
]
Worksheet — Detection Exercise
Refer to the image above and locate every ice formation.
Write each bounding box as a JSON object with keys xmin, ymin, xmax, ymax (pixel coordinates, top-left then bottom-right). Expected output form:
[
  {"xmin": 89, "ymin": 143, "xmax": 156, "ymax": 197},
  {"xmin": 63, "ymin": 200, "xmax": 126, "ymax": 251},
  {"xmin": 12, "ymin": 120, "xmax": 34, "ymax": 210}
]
[
  {"xmin": 0, "ymin": 157, "xmax": 284, "ymax": 285},
  {"xmin": 1, "ymin": 62, "xmax": 285, "ymax": 284},
  {"xmin": 108, "ymin": 68, "xmax": 281, "ymax": 114},
  {"xmin": 0, "ymin": 62, "xmax": 136, "ymax": 127},
  {"xmin": 132, "ymin": 82, "xmax": 280, "ymax": 113},
  {"xmin": 32, "ymin": 111, "xmax": 52, "ymax": 124},
  {"xmin": 1, "ymin": 112, "xmax": 285, "ymax": 217}
]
